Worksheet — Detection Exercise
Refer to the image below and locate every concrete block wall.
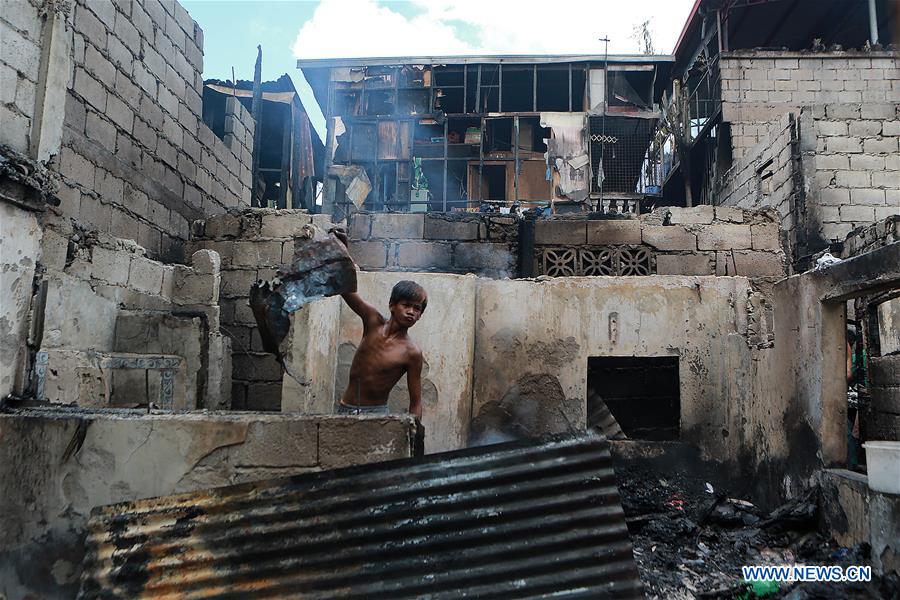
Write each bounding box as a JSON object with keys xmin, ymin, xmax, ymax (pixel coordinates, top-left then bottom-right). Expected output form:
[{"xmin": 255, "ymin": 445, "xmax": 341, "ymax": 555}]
[
  {"xmin": 0, "ymin": 0, "xmax": 42, "ymax": 152},
  {"xmin": 37, "ymin": 215, "xmax": 230, "ymax": 408},
  {"xmin": 533, "ymin": 208, "xmax": 785, "ymax": 279},
  {"xmin": 54, "ymin": 0, "xmax": 254, "ymax": 262},
  {"xmin": 810, "ymin": 104, "xmax": 900, "ymax": 243},
  {"xmin": 721, "ymin": 51, "xmax": 900, "ymax": 159},
  {"xmin": 348, "ymin": 212, "xmax": 518, "ymax": 278},
  {"xmin": 714, "ymin": 114, "xmax": 798, "ymax": 259},
  {"xmin": 716, "ymin": 104, "xmax": 899, "ymax": 266},
  {"xmin": 189, "ymin": 209, "xmax": 330, "ymax": 410}
]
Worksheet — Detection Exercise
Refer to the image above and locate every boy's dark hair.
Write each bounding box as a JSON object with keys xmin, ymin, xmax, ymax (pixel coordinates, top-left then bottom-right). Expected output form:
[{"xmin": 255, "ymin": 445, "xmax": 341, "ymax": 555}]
[{"xmin": 390, "ymin": 280, "xmax": 427, "ymax": 311}]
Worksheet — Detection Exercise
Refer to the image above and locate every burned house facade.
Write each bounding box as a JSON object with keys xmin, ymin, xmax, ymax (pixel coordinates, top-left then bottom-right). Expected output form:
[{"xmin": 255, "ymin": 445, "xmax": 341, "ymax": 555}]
[
  {"xmin": 299, "ymin": 55, "xmax": 673, "ymax": 217},
  {"xmin": 202, "ymin": 74, "xmax": 325, "ymax": 211}
]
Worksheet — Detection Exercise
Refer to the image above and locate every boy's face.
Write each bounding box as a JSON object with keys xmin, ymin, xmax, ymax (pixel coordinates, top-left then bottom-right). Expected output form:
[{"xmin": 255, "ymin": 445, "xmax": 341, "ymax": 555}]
[{"xmin": 389, "ymin": 294, "xmax": 426, "ymax": 328}]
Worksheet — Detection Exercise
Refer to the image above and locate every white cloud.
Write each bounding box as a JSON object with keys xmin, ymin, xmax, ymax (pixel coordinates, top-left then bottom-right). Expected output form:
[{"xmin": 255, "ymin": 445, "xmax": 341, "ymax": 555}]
[{"xmin": 292, "ymin": 0, "xmax": 696, "ymax": 60}]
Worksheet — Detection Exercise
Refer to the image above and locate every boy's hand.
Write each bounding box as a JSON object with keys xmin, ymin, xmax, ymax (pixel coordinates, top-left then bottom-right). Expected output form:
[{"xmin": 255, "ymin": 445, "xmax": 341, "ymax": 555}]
[{"xmin": 329, "ymin": 227, "xmax": 349, "ymax": 248}]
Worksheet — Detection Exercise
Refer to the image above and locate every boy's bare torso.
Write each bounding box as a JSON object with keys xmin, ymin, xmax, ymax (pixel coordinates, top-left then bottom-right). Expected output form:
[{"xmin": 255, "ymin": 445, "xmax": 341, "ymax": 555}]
[{"xmin": 341, "ymin": 314, "xmax": 421, "ymax": 406}]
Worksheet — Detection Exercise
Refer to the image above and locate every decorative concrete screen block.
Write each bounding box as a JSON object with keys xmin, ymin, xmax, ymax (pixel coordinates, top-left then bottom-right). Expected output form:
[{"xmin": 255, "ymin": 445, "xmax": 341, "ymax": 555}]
[
  {"xmin": 534, "ymin": 220, "xmax": 587, "ymax": 245},
  {"xmin": 586, "ymin": 219, "xmax": 641, "ymax": 245}
]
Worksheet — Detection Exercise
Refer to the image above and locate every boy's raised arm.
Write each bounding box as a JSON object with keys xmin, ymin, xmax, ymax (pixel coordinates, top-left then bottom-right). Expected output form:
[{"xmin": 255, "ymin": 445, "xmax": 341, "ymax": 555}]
[{"xmin": 331, "ymin": 227, "xmax": 382, "ymax": 329}]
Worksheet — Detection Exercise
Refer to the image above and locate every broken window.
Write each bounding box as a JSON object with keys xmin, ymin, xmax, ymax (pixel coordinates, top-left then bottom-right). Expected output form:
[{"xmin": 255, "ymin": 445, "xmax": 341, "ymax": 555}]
[
  {"xmin": 587, "ymin": 356, "xmax": 680, "ymax": 440},
  {"xmin": 478, "ymin": 65, "xmax": 500, "ymax": 113},
  {"xmin": 469, "ymin": 163, "xmax": 506, "ymax": 202},
  {"xmin": 536, "ymin": 66, "xmax": 569, "ymax": 112},
  {"xmin": 501, "ymin": 66, "xmax": 534, "ymax": 112},
  {"xmin": 433, "ymin": 66, "xmax": 464, "ymax": 114}
]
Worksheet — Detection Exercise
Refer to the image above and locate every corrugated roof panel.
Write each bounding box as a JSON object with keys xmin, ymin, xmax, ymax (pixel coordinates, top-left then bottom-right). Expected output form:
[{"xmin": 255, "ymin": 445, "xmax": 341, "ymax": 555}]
[{"xmin": 79, "ymin": 432, "xmax": 642, "ymax": 599}]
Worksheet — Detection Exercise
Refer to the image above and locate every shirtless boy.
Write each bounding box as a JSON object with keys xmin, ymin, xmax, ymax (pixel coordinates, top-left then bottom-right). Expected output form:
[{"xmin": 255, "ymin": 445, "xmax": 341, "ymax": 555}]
[{"xmin": 332, "ymin": 229, "xmax": 426, "ymax": 420}]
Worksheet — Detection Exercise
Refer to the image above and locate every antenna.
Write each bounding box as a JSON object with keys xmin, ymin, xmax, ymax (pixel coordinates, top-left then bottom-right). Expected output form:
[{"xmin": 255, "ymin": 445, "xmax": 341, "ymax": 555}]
[{"xmin": 598, "ymin": 36, "xmax": 610, "ymax": 212}]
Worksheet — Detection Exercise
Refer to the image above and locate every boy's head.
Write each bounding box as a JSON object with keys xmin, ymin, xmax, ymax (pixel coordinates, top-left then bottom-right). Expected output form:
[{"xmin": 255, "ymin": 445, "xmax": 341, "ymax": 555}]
[{"xmin": 389, "ymin": 280, "xmax": 427, "ymax": 328}]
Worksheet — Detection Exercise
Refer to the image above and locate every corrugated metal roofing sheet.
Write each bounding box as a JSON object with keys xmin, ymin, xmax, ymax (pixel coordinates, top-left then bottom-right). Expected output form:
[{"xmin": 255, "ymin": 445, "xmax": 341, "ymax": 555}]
[{"xmin": 79, "ymin": 432, "xmax": 642, "ymax": 599}]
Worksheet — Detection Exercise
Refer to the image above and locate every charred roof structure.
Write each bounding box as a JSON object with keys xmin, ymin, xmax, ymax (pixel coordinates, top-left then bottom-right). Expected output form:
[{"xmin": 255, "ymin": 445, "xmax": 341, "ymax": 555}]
[
  {"xmin": 202, "ymin": 74, "xmax": 325, "ymax": 211},
  {"xmin": 299, "ymin": 55, "xmax": 674, "ymax": 218}
]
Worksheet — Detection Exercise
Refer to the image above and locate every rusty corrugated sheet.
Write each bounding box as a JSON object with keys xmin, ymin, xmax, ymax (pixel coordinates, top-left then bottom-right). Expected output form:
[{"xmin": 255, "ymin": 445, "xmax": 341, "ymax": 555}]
[{"xmin": 79, "ymin": 432, "xmax": 642, "ymax": 599}]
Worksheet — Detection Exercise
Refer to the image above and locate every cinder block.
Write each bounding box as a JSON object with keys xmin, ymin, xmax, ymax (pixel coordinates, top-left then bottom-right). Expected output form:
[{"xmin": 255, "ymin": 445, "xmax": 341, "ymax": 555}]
[
  {"xmin": 191, "ymin": 249, "xmax": 220, "ymax": 274},
  {"xmin": 655, "ymin": 253, "xmax": 714, "ymax": 275},
  {"xmin": 534, "ymin": 220, "xmax": 586, "ymax": 245},
  {"xmin": 870, "ymin": 356, "xmax": 900, "ymax": 386},
  {"xmin": 91, "ymin": 245, "xmax": 132, "ymax": 285},
  {"xmin": 232, "ymin": 353, "xmax": 283, "ymax": 382},
  {"xmin": 173, "ymin": 265, "xmax": 219, "ymax": 306},
  {"xmin": 394, "ymin": 241, "xmax": 452, "ymax": 269},
  {"xmin": 864, "ymin": 138, "xmax": 899, "ymax": 154},
  {"xmin": 454, "ymin": 242, "xmax": 513, "ymax": 272},
  {"xmin": 751, "ymin": 223, "xmax": 780, "ymax": 250},
  {"xmin": 697, "ymin": 224, "xmax": 753, "ymax": 250},
  {"xmin": 369, "ymin": 213, "xmax": 425, "ymax": 239},
  {"xmin": 424, "ymin": 215, "xmax": 480, "ymax": 241},
  {"xmin": 203, "ymin": 213, "xmax": 242, "ymax": 239},
  {"xmin": 231, "ymin": 420, "xmax": 319, "ymax": 467},
  {"xmin": 840, "ymin": 205, "xmax": 875, "ymax": 222},
  {"xmin": 220, "ymin": 268, "xmax": 258, "ymax": 298},
  {"xmin": 731, "ymin": 251, "xmax": 785, "ymax": 277},
  {"xmin": 349, "ymin": 213, "xmax": 372, "ymax": 240},
  {"xmin": 641, "ymin": 226, "xmax": 697, "ymax": 251},
  {"xmin": 714, "ymin": 207, "xmax": 744, "ymax": 223},
  {"xmin": 668, "ymin": 205, "xmax": 715, "ymax": 225},
  {"xmin": 127, "ymin": 256, "xmax": 165, "ymax": 295},
  {"xmin": 231, "ymin": 240, "xmax": 284, "ymax": 267},
  {"xmin": 586, "ymin": 219, "xmax": 641, "ymax": 245},
  {"xmin": 318, "ymin": 417, "xmax": 413, "ymax": 469},
  {"xmin": 349, "ymin": 240, "xmax": 387, "ymax": 269},
  {"xmin": 259, "ymin": 212, "xmax": 311, "ymax": 238},
  {"xmin": 851, "ymin": 189, "xmax": 886, "ymax": 206}
]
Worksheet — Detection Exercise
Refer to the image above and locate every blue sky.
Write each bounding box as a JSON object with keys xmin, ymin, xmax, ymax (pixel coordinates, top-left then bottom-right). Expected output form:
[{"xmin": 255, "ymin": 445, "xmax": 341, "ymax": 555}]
[{"xmin": 182, "ymin": 0, "xmax": 696, "ymax": 139}]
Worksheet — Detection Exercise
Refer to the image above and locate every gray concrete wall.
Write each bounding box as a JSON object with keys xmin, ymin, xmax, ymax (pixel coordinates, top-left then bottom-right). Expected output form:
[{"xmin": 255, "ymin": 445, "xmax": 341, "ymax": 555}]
[
  {"xmin": 289, "ymin": 270, "xmax": 775, "ymax": 461},
  {"xmin": 720, "ymin": 52, "xmax": 900, "ymax": 159},
  {"xmin": 0, "ymin": 407, "xmax": 415, "ymax": 598},
  {"xmin": 53, "ymin": 0, "xmax": 254, "ymax": 261},
  {"xmin": 716, "ymin": 107, "xmax": 900, "ymax": 267},
  {"xmin": 472, "ymin": 276, "xmax": 769, "ymax": 459},
  {"xmin": 0, "ymin": 202, "xmax": 43, "ymax": 397},
  {"xmin": 348, "ymin": 212, "xmax": 518, "ymax": 278},
  {"xmin": 36, "ymin": 215, "xmax": 229, "ymax": 408},
  {"xmin": 0, "ymin": 0, "xmax": 43, "ymax": 152}
]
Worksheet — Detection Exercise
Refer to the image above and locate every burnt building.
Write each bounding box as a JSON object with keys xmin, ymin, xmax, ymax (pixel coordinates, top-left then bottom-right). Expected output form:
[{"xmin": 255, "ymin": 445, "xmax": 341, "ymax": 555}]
[
  {"xmin": 202, "ymin": 74, "xmax": 325, "ymax": 210},
  {"xmin": 298, "ymin": 55, "xmax": 673, "ymax": 218}
]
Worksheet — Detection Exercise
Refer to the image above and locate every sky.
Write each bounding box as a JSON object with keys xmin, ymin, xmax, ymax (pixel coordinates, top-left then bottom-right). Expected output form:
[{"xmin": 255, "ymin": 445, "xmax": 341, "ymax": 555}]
[{"xmin": 182, "ymin": 0, "xmax": 697, "ymax": 139}]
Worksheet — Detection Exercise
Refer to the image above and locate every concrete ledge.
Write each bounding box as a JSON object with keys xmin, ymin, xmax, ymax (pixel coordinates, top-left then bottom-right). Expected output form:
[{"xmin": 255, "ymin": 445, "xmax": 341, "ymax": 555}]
[
  {"xmin": 820, "ymin": 468, "xmax": 900, "ymax": 576},
  {"xmin": 0, "ymin": 407, "xmax": 414, "ymax": 595}
]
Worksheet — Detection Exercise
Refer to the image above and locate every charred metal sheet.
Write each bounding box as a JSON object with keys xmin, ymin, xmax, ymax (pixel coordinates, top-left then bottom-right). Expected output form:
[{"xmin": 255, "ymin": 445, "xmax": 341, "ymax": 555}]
[
  {"xmin": 79, "ymin": 432, "xmax": 642, "ymax": 599},
  {"xmin": 250, "ymin": 226, "xmax": 356, "ymax": 355}
]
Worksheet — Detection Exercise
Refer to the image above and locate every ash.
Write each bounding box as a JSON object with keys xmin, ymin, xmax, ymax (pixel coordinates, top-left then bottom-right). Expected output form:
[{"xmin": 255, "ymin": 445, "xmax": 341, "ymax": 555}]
[{"xmin": 617, "ymin": 470, "xmax": 900, "ymax": 599}]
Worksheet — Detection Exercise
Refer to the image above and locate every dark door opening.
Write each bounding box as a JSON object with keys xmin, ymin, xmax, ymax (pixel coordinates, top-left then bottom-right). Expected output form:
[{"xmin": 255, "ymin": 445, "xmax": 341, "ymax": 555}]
[{"xmin": 587, "ymin": 356, "xmax": 680, "ymax": 440}]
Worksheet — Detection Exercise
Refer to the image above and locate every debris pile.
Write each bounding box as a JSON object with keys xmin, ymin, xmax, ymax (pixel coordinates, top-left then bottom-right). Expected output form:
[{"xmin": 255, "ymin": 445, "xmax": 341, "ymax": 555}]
[{"xmin": 618, "ymin": 472, "xmax": 900, "ymax": 599}]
